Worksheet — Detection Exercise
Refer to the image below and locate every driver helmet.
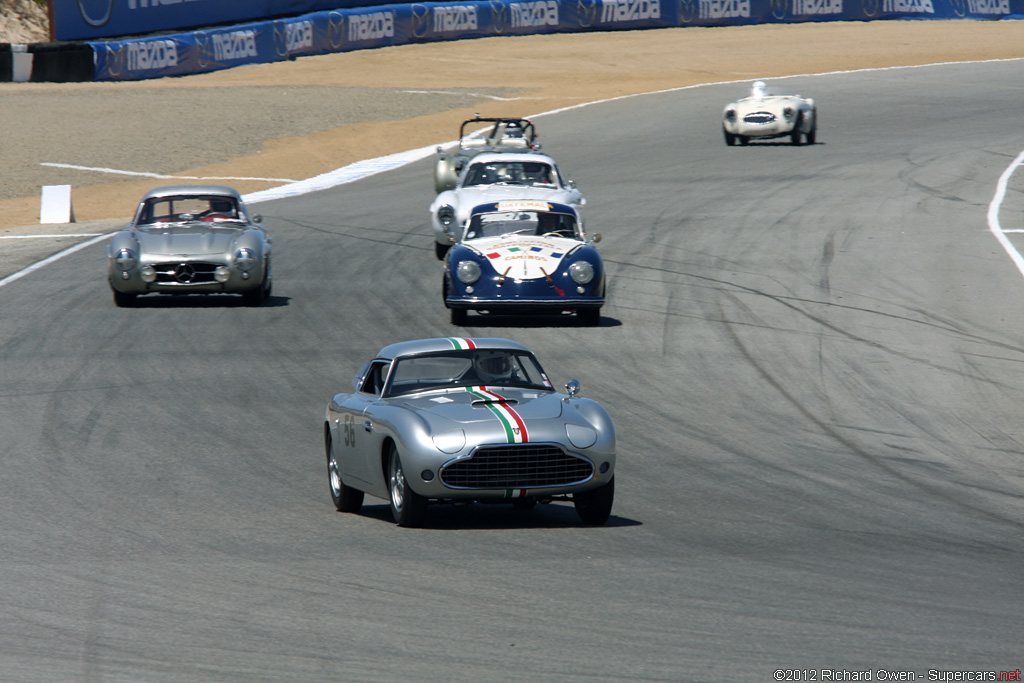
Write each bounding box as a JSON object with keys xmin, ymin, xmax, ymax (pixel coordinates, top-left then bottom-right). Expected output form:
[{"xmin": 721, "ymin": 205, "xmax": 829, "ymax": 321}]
[
  {"xmin": 473, "ymin": 351, "xmax": 513, "ymax": 383},
  {"xmin": 751, "ymin": 80, "xmax": 767, "ymax": 99}
]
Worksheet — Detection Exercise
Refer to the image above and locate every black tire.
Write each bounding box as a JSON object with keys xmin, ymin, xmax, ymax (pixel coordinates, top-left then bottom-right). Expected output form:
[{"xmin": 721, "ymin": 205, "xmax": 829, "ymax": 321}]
[
  {"xmin": 388, "ymin": 443, "xmax": 426, "ymax": 527},
  {"xmin": 790, "ymin": 116, "xmax": 803, "ymax": 145},
  {"xmin": 112, "ymin": 290, "xmax": 136, "ymax": 307},
  {"xmin": 806, "ymin": 126, "xmax": 817, "ymax": 145},
  {"xmin": 450, "ymin": 306, "xmax": 467, "ymax": 326},
  {"xmin": 574, "ymin": 476, "xmax": 614, "ymax": 525},
  {"xmin": 738, "ymin": 136, "xmax": 750, "ymax": 146},
  {"xmin": 577, "ymin": 307, "xmax": 601, "ymax": 326},
  {"xmin": 242, "ymin": 267, "xmax": 271, "ymax": 307},
  {"xmin": 512, "ymin": 497, "xmax": 537, "ymax": 511},
  {"xmin": 435, "ymin": 241, "xmax": 450, "ymax": 260},
  {"xmin": 326, "ymin": 432, "xmax": 363, "ymax": 513},
  {"xmin": 723, "ymin": 130, "xmax": 736, "ymax": 146}
]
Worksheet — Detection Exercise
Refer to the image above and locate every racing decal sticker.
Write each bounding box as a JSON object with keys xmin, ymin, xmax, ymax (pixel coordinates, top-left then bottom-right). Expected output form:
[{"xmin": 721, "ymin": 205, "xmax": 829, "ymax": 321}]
[
  {"xmin": 467, "ymin": 386, "xmax": 529, "ymax": 443},
  {"xmin": 446, "ymin": 337, "xmax": 477, "ymax": 350},
  {"xmin": 495, "ymin": 200, "xmax": 551, "ymax": 213},
  {"xmin": 503, "ymin": 488, "xmax": 529, "ymax": 499}
]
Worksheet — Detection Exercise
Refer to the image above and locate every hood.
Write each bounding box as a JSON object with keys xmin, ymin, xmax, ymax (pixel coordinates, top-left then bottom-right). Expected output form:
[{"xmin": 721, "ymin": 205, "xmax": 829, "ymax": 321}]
[
  {"xmin": 455, "ymin": 185, "xmax": 576, "ymax": 211},
  {"xmin": 394, "ymin": 386, "xmax": 564, "ymax": 443},
  {"xmin": 464, "ymin": 235, "xmax": 579, "ymax": 280},
  {"xmin": 135, "ymin": 224, "xmax": 243, "ymax": 256}
]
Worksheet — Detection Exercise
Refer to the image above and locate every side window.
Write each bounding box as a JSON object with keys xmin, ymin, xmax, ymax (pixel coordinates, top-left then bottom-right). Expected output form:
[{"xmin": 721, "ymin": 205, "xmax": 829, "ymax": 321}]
[{"xmin": 359, "ymin": 361, "xmax": 390, "ymax": 395}]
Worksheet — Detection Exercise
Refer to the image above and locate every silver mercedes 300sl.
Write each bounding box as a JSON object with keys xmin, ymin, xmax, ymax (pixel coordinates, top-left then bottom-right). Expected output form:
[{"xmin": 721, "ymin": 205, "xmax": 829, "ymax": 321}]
[
  {"xmin": 324, "ymin": 337, "xmax": 616, "ymax": 527},
  {"xmin": 107, "ymin": 185, "xmax": 272, "ymax": 307}
]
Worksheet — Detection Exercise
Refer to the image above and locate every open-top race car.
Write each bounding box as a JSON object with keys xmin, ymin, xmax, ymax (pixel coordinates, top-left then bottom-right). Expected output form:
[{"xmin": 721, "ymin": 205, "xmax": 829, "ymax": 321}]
[
  {"xmin": 107, "ymin": 185, "xmax": 272, "ymax": 307},
  {"xmin": 433, "ymin": 115, "xmax": 540, "ymax": 194},
  {"xmin": 324, "ymin": 336, "xmax": 616, "ymax": 527},
  {"xmin": 722, "ymin": 80, "xmax": 817, "ymax": 146},
  {"xmin": 443, "ymin": 199, "xmax": 604, "ymax": 326},
  {"xmin": 429, "ymin": 151, "xmax": 585, "ymax": 259}
]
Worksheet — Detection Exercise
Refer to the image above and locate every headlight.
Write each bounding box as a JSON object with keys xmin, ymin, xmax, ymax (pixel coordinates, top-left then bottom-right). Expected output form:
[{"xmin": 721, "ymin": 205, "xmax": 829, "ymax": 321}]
[
  {"xmin": 437, "ymin": 205, "xmax": 456, "ymax": 227},
  {"xmin": 783, "ymin": 106, "xmax": 794, "ymax": 119},
  {"xmin": 234, "ymin": 248, "xmax": 256, "ymax": 271},
  {"xmin": 113, "ymin": 248, "xmax": 137, "ymax": 271},
  {"xmin": 569, "ymin": 261, "xmax": 594, "ymax": 285},
  {"xmin": 725, "ymin": 108, "xmax": 736, "ymax": 121},
  {"xmin": 457, "ymin": 260, "xmax": 481, "ymax": 284}
]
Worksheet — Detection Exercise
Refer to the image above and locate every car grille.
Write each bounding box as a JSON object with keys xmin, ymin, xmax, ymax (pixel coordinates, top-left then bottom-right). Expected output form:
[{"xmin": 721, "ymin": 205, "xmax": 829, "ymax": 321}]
[
  {"xmin": 152, "ymin": 261, "xmax": 220, "ymax": 284},
  {"xmin": 440, "ymin": 444, "xmax": 593, "ymax": 489},
  {"xmin": 743, "ymin": 112, "xmax": 776, "ymax": 125}
]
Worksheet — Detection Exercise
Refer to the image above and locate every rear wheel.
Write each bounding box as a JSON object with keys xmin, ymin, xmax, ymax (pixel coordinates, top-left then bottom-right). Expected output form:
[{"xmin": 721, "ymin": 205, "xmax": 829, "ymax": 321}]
[
  {"xmin": 327, "ymin": 432, "xmax": 363, "ymax": 513},
  {"xmin": 388, "ymin": 443, "xmax": 426, "ymax": 527},
  {"xmin": 574, "ymin": 477, "xmax": 614, "ymax": 525}
]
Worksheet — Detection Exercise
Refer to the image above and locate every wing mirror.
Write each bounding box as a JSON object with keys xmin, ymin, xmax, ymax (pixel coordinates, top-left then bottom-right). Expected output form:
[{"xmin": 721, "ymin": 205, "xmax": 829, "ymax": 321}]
[{"xmin": 565, "ymin": 379, "xmax": 581, "ymax": 398}]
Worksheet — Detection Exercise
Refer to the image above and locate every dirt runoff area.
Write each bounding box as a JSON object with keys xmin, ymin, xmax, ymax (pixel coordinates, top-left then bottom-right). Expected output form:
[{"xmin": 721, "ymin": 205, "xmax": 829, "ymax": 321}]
[{"xmin": 0, "ymin": 19, "xmax": 1021, "ymax": 233}]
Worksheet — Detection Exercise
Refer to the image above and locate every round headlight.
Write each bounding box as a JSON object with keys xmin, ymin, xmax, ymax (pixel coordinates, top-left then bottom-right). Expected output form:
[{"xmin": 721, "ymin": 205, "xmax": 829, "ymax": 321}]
[
  {"xmin": 234, "ymin": 248, "xmax": 256, "ymax": 271},
  {"xmin": 457, "ymin": 260, "xmax": 481, "ymax": 284},
  {"xmin": 113, "ymin": 248, "xmax": 137, "ymax": 271},
  {"xmin": 438, "ymin": 205, "xmax": 456, "ymax": 227},
  {"xmin": 140, "ymin": 266, "xmax": 157, "ymax": 283},
  {"xmin": 783, "ymin": 106, "xmax": 794, "ymax": 119},
  {"xmin": 214, "ymin": 266, "xmax": 231, "ymax": 283},
  {"xmin": 725, "ymin": 108, "xmax": 736, "ymax": 121},
  {"xmin": 569, "ymin": 261, "xmax": 594, "ymax": 285}
]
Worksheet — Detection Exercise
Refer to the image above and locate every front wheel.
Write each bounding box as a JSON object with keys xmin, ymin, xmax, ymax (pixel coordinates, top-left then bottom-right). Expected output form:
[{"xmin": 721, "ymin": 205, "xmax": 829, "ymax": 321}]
[
  {"xmin": 450, "ymin": 306, "xmax": 467, "ymax": 326},
  {"xmin": 577, "ymin": 307, "xmax": 601, "ymax": 326},
  {"xmin": 327, "ymin": 433, "xmax": 363, "ymax": 513},
  {"xmin": 574, "ymin": 476, "xmax": 614, "ymax": 525},
  {"xmin": 388, "ymin": 443, "xmax": 426, "ymax": 527},
  {"xmin": 435, "ymin": 241, "xmax": 450, "ymax": 260},
  {"xmin": 112, "ymin": 290, "xmax": 136, "ymax": 307},
  {"xmin": 723, "ymin": 130, "xmax": 736, "ymax": 146}
]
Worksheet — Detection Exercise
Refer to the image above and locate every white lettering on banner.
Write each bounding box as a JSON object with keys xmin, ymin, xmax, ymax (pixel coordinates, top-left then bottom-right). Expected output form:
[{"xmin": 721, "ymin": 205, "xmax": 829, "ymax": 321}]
[
  {"xmin": 600, "ymin": 0, "xmax": 660, "ymax": 22},
  {"xmin": 434, "ymin": 6, "xmax": 479, "ymax": 33},
  {"xmin": 967, "ymin": 0, "xmax": 1009, "ymax": 12},
  {"xmin": 348, "ymin": 12, "xmax": 395, "ymax": 41},
  {"xmin": 287, "ymin": 21, "xmax": 314, "ymax": 51},
  {"xmin": 127, "ymin": 40, "xmax": 178, "ymax": 71},
  {"xmin": 792, "ymin": 0, "xmax": 843, "ymax": 15},
  {"xmin": 699, "ymin": 0, "xmax": 750, "ymax": 18},
  {"xmin": 128, "ymin": 0, "xmax": 203, "ymax": 8},
  {"xmin": 211, "ymin": 30, "xmax": 258, "ymax": 61},
  {"xmin": 510, "ymin": 1, "xmax": 559, "ymax": 27},
  {"xmin": 882, "ymin": 0, "xmax": 935, "ymax": 11}
]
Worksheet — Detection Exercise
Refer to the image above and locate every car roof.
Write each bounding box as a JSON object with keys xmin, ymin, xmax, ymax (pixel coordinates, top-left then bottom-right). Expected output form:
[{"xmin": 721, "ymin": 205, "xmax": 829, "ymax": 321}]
[
  {"xmin": 375, "ymin": 337, "xmax": 532, "ymax": 361},
  {"xmin": 469, "ymin": 200, "xmax": 577, "ymax": 216},
  {"xmin": 139, "ymin": 185, "xmax": 243, "ymax": 201},
  {"xmin": 465, "ymin": 152, "xmax": 555, "ymax": 165}
]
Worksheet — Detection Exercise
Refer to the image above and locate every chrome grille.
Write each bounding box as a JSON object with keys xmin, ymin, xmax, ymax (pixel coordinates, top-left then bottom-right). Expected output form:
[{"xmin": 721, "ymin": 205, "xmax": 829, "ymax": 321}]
[
  {"xmin": 152, "ymin": 262, "xmax": 220, "ymax": 284},
  {"xmin": 441, "ymin": 444, "xmax": 593, "ymax": 489}
]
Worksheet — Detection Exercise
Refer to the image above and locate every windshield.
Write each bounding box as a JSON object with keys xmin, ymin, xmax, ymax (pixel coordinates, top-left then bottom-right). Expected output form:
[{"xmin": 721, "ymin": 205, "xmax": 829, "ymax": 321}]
[
  {"xmin": 384, "ymin": 349, "xmax": 553, "ymax": 397},
  {"xmin": 463, "ymin": 210, "xmax": 578, "ymax": 240},
  {"xmin": 463, "ymin": 160, "xmax": 557, "ymax": 187},
  {"xmin": 137, "ymin": 195, "xmax": 245, "ymax": 225}
]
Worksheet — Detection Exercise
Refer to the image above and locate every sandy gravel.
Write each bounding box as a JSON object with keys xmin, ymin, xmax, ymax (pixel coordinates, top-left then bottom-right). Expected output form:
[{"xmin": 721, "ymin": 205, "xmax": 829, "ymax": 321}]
[{"xmin": 0, "ymin": 20, "xmax": 1021, "ymax": 233}]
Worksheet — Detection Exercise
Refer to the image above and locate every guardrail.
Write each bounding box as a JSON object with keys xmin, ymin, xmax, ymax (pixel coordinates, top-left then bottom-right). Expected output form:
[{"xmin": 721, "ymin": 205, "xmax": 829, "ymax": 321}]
[{"xmin": 4, "ymin": 0, "xmax": 1022, "ymax": 83}]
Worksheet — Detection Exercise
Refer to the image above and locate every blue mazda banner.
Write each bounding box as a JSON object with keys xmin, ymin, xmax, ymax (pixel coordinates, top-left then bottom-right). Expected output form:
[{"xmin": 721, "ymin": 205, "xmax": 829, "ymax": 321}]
[{"xmin": 87, "ymin": 0, "xmax": 1024, "ymax": 81}]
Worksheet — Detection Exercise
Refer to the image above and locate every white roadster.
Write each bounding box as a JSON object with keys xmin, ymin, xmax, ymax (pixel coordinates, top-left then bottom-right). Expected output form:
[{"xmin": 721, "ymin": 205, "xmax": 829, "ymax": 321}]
[{"xmin": 722, "ymin": 81, "xmax": 817, "ymax": 146}]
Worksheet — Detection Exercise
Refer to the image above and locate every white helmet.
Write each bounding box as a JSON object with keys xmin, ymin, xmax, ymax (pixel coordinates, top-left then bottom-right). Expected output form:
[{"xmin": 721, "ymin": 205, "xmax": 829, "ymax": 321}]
[{"xmin": 474, "ymin": 351, "xmax": 513, "ymax": 383}]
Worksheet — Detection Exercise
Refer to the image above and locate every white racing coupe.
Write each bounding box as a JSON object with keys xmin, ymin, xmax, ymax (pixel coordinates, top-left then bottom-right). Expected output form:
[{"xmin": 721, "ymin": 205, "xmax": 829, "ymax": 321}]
[
  {"xmin": 428, "ymin": 151, "xmax": 585, "ymax": 260},
  {"xmin": 722, "ymin": 81, "xmax": 817, "ymax": 146}
]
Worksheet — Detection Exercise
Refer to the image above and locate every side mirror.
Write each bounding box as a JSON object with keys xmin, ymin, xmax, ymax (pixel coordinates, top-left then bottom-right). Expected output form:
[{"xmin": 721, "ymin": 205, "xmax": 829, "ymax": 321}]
[
  {"xmin": 252, "ymin": 214, "xmax": 263, "ymax": 223},
  {"xmin": 588, "ymin": 233, "xmax": 602, "ymax": 244},
  {"xmin": 565, "ymin": 379, "xmax": 580, "ymax": 398}
]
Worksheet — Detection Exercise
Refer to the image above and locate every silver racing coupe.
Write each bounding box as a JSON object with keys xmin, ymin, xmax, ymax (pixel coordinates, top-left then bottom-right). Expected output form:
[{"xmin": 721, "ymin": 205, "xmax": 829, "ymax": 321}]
[
  {"xmin": 324, "ymin": 337, "xmax": 616, "ymax": 527},
  {"xmin": 107, "ymin": 185, "xmax": 272, "ymax": 307}
]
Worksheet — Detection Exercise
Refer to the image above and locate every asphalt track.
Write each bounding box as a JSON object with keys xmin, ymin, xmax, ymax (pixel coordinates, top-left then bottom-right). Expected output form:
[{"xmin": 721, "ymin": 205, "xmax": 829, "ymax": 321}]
[{"xmin": 2, "ymin": 60, "xmax": 1024, "ymax": 681}]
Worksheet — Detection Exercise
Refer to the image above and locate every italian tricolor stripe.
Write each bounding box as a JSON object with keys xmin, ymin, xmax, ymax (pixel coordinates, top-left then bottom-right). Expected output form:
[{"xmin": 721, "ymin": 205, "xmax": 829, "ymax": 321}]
[
  {"xmin": 446, "ymin": 337, "xmax": 477, "ymax": 350},
  {"xmin": 466, "ymin": 386, "xmax": 529, "ymax": 443}
]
